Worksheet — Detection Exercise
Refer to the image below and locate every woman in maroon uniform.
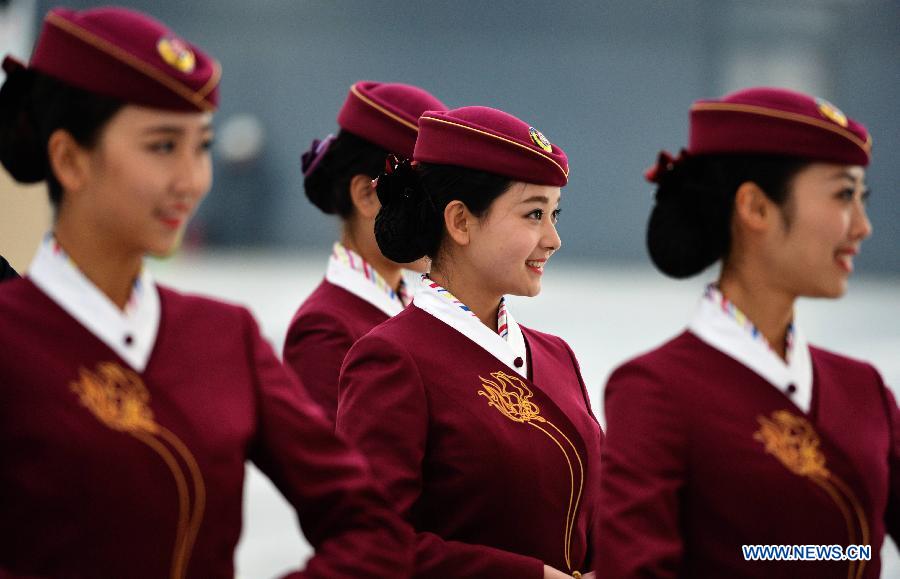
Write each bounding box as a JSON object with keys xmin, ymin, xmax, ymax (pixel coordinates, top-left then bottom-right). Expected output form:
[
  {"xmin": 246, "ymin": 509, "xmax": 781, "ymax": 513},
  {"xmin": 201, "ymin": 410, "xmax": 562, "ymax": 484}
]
[
  {"xmin": 0, "ymin": 7, "xmax": 410, "ymax": 578},
  {"xmin": 337, "ymin": 106, "xmax": 604, "ymax": 579},
  {"xmin": 596, "ymin": 87, "xmax": 900, "ymax": 578},
  {"xmin": 283, "ymin": 81, "xmax": 445, "ymax": 423}
]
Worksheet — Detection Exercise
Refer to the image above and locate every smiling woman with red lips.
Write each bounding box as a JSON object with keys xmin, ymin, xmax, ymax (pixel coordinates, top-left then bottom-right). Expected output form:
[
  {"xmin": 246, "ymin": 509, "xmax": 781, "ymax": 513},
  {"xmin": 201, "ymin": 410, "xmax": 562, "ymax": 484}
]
[
  {"xmin": 0, "ymin": 6, "xmax": 412, "ymax": 579},
  {"xmin": 336, "ymin": 106, "xmax": 604, "ymax": 579},
  {"xmin": 595, "ymin": 87, "xmax": 900, "ymax": 579}
]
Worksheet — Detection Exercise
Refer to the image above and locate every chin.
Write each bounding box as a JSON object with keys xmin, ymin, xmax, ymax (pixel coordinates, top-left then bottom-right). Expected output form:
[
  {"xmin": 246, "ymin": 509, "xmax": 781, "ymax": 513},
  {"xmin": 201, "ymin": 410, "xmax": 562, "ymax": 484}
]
[
  {"xmin": 826, "ymin": 281, "xmax": 849, "ymax": 299},
  {"xmin": 807, "ymin": 279, "xmax": 848, "ymax": 300},
  {"xmin": 146, "ymin": 236, "xmax": 183, "ymax": 258},
  {"xmin": 521, "ymin": 281, "xmax": 543, "ymax": 298}
]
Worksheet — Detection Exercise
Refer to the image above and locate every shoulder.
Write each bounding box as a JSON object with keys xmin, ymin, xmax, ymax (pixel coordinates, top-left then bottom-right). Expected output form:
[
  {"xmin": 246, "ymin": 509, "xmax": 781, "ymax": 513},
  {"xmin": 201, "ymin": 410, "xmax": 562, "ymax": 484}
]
[
  {"xmin": 520, "ymin": 324, "xmax": 580, "ymax": 365},
  {"xmin": 809, "ymin": 343, "xmax": 890, "ymax": 407},
  {"xmin": 612, "ymin": 331, "xmax": 705, "ymax": 378},
  {"xmin": 289, "ymin": 284, "xmax": 352, "ymax": 335},
  {"xmin": 0, "ymin": 276, "xmax": 37, "ymax": 304},
  {"xmin": 344, "ymin": 307, "xmax": 434, "ymax": 368},
  {"xmin": 520, "ymin": 324, "xmax": 565, "ymax": 349},
  {"xmin": 362, "ymin": 304, "xmax": 429, "ymax": 340},
  {"xmin": 809, "ymin": 343, "xmax": 881, "ymax": 380},
  {"xmin": 605, "ymin": 331, "xmax": 709, "ymax": 402},
  {"xmin": 0, "ymin": 277, "xmax": 57, "ymax": 321},
  {"xmin": 157, "ymin": 284, "xmax": 255, "ymax": 329},
  {"xmin": 289, "ymin": 280, "xmax": 387, "ymax": 338}
]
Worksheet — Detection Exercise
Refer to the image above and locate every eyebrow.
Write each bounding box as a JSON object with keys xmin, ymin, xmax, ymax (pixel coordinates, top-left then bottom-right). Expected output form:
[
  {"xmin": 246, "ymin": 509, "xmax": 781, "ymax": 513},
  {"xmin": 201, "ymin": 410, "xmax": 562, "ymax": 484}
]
[
  {"xmin": 142, "ymin": 123, "xmax": 214, "ymax": 136},
  {"xmin": 830, "ymin": 169, "xmax": 860, "ymax": 182},
  {"xmin": 520, "ymin": 195, "xmax": 555, "ymax": 204}
]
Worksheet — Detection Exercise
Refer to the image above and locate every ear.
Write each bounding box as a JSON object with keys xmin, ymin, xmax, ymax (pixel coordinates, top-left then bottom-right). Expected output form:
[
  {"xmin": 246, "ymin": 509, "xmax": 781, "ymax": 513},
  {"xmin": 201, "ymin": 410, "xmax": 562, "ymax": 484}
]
[
  {"xmin": 47, "ymin": 129, "xmax": 90, "ymax": 193},
  {"xmin": 733, "ymin": 181, "xmax": 775, "ymax": 233},
  {"xmin": 348, "ymin": 173, "xmax": 380, "ymax": 219},
  {"xmin": 443, "ymin": 200, "xmax": 471, "ymax": 246}
]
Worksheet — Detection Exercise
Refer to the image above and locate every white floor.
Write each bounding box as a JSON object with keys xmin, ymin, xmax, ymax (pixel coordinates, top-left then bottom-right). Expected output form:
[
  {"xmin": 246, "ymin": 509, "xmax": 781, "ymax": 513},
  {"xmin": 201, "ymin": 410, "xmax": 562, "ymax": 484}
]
[{"xmin": 149, "ymin": 249, "xmax": 900, "ymax": 578}]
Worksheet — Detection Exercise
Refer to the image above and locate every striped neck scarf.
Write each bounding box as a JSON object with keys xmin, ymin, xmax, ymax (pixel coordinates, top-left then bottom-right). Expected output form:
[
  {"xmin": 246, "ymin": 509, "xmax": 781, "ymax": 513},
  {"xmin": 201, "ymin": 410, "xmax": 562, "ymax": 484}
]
[
  {"xmin": 421, "ymin": 274, "xmax": 509, "ymax": 340},
  {"xmin": 703, "ymin": 284, "xmax": 795, "ymax": 361},
  {"xmin": 48, "ymin": 235, "xmax": 145, "ymax": 315},
  {"xmin": 332, "ymin": 242, "xmax": 409, "ymax": 307}
]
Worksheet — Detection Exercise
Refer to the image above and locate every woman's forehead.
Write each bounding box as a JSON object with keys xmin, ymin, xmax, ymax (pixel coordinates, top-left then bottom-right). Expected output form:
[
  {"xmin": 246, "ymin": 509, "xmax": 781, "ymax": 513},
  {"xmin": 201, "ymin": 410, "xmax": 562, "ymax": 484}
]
[
  {"xmin": 109, "ymin": 105, "xmax": 213, "ymax": 132},
  {"xmin": 512, "ymin": 182, "xmax": 561, "ymax": 203}
]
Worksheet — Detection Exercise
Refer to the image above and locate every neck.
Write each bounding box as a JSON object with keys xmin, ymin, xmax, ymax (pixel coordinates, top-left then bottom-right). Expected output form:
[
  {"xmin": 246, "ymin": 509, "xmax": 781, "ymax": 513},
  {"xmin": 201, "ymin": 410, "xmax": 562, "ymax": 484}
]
[
  {"xmin": 54, "ymin": 218, "xmax": 143, "ymax": 311},
  {"xmin": 341, "ymin": 223, "xmax": 404, "ymax": 289},
  {"xmin": 428, "ymin": 266, "xmax": 501, "ymax": 332},
  {"xmin": 718, "ymin": 264, "xmax": 795, "ymax": 360}
]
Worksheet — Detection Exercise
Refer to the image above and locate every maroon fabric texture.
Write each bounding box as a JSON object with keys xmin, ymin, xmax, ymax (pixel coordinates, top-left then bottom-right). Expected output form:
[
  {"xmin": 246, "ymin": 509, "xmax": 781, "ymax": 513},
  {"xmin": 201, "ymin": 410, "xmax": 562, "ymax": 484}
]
[
  {"xmin": 596, "ymin": 331, "xmax": 900, "ymax": 579},
  {"xmin": 28, "ymin": 7, "xmax": 219, "ymax": 111},
  {"xmin": 337, "ymin": 305, "xmax": 603, "ymax": 578},
  {"xmin": 283, "ymin": 279, "xmax": 390, "ymax": 425},
  {"xmin": 337, "ymin": 81, "xmax": 446, "ymax": 158},
  {"xmin": 688, "ymin": 87, "xmax": 870, "ymax": 166},
  {"xmin": 414, "ymin": 106, "xmax": 569, "ymax": 186},
  {"xmin": 0, "ymin": 279, "xmax": 412, "ymax": 579}
]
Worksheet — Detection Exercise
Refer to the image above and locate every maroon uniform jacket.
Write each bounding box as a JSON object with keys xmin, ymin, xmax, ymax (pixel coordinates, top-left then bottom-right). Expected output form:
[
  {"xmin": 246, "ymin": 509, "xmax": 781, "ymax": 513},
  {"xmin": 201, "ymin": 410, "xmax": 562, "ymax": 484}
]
[
  {"xmin": 596, "ymin": 331, "xmax": 900, "ymax": 579},
  {"xmin": 284, "ymin": 279, "xmax": 389, "ymax": 423},
  {"xmin": 337, "ymin": 305, "xmax": 604, "ymax": 578},
  {"xmin": 0, "ymin": 278, "xmax": 412, "ymax": 579}
]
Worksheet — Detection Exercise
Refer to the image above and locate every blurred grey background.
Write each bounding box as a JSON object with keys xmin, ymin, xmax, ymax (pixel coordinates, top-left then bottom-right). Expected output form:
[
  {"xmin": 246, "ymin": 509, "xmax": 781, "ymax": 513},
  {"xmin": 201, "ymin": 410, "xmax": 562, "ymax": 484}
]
[
  {"xmin": 2, "ymin": 1, "xmax": 899, "ymax": 577},
  {"xmin": 12, "ymin": 0, "xmax": 897, "ymax": 272}
]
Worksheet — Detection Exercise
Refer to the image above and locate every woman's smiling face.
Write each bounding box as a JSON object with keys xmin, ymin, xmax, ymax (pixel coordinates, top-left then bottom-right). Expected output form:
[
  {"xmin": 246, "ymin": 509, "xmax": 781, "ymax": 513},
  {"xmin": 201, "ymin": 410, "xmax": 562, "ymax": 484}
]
[
  {"xmin": 465, "ymin": 181, "xmax": 562, "ymax": 298},
  {"xmin": 71, "ymin": 104, "xmax": 214, "ymax": 256},
  {"xmin": 763, "ymin": 163, "xmax": 872, "ymax": 298}
]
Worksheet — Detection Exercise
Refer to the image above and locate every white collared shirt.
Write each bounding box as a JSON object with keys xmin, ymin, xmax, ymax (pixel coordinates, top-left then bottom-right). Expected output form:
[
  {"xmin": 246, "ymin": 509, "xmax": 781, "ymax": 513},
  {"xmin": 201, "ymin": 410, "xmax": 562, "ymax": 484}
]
[
  {"xmin": 688, "ymin": 289, "xmax": 813, "ymax": 413},
  {"xmin": 28, "ymin": 235, "xmax": 160, "ymax": 372},
  {"xmin": 412, "ymin": 276, "xmax": 529, "ymax": 378},
  {"xmin": 324, "ymin": 242, "xmax": 408, "ymax": 318}
]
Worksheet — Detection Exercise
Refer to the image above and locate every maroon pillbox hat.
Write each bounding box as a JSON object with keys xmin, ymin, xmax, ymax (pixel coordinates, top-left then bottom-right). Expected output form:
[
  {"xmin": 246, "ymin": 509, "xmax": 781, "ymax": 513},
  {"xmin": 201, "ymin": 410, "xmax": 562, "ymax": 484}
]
[
  {"xmin": 414, "ymin": 106, "xmax": 569, "ymax": 187},
  {"xmin": 689, "ymin": 87, "xmax": 870, "ymax": 166},
  {"xmin": 23, "ymin": 6, "xmax": 219, "ymax": 112},
  {"xmin": 337, "ymin": 81, "xmax": 447, "ymax": 158}
]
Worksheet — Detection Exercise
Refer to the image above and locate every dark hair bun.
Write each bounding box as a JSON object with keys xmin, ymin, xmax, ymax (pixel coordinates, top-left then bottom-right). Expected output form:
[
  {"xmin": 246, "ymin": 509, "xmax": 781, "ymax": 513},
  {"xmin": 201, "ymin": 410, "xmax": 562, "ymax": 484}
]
[
  {"xmin": 374, "ymin": 158, "xmax": 440, "ymax": 263},
  {"xmin": 646, "ymin": 158, "xmax": 729, "ymax": 278},
  {"xmin": 0, "ymin": 66, "xmax": 47, "ymax": 183},
  {"xmin": 302, "ymin": 130, "xmax": 386, "ymax": 218}
]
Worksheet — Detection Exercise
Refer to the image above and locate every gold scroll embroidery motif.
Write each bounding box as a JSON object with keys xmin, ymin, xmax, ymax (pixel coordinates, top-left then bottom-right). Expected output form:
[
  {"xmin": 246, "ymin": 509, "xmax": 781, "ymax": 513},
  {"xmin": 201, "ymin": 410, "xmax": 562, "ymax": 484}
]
[
  {"xmin": 478, "ymin": 371, "xmax": 585, "ymax": 574},
  {"xmin": 755, "ymin": 410, "xmax": 870, "ymax": 579},
  {"xmin": 71, "ymin": 362, "xmax": 206, "ymax": 579}
]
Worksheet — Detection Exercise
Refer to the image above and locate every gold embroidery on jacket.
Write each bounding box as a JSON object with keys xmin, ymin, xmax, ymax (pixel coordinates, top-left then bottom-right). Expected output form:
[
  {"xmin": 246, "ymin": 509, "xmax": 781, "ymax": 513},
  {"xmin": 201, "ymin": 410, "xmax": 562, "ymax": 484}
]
[
  {"xmin": 478, "ymin": 371, "xmax": 585, "ymax": 574},
  {"xmin": 71, "ymin": 362, "xmax": 206, "ymax": 579},
  {"xmin": 755, "ymin": 410, "xmax": 870, "ymax": 579}
]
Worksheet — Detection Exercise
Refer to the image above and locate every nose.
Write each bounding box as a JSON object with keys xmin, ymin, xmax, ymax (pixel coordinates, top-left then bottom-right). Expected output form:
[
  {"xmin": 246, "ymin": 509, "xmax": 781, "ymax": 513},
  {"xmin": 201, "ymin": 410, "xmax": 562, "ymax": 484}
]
[
  {"xmin": 173, "ymin": 148, "xmax": 212, "ymax": 202},
  {"xmin": 851, "ymin": 198, "xmax": 873, "ymax": 241},
  {"xmin": 544, "ymin": 217, "xmax": 562, "ymax": 253}
]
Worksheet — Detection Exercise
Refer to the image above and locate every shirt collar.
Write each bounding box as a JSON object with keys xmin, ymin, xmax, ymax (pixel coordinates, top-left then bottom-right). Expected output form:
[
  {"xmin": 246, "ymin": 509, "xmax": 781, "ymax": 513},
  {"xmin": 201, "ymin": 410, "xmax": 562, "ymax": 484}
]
[
  {"xmin": 687, "ymin": 284, "xmax": 813, "ymax": 413},
  {"xmin": 28, "ymin": 234, "xmax": 160, "ymax": 372},
  {"xmin": 412, "ymin": 274, "xmax": 528, "ymax": 377},
  {"xmin": 324, "ymin": 242, "xmax": 409, "ymax": 317}
]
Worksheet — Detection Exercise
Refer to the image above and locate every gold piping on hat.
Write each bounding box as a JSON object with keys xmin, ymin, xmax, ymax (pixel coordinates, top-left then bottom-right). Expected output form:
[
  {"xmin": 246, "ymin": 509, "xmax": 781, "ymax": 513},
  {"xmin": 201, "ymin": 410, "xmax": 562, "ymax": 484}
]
[
  {"xmin": 45, "ymin": 12, "xmax": 218, "ymax": 111},
  {"xmin": 691, "ymin": 102, "xmax": 871, "ymax": 154},
  {"xmin": 196, "ymin": 60, "xmax": 221, "ymax": 99},
  {"xmin": 420, "ymin": 115, "xmax": 569, "ymax": 180},
  {"xmin": 349, "ymin": 83, "xmax": 419, "ymax": 132}
]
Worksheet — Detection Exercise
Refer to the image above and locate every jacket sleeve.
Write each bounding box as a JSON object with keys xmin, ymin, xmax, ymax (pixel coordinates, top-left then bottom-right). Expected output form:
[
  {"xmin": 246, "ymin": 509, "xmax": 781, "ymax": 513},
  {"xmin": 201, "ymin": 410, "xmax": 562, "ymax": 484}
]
[
  {"xmin": 879, "ymin": 376, "xmax": 900, "ymax": 543},
  {"xmin": 337, "ymin": 333, "xmax": 545, "ymax": 579},
  {"xmin": 595, "ymin": 360, "xmax": 688, "ymax": 578},
  {"xmin": 243, "ymin": 309, "xmax": 413, "ymax": 579},
  {"xmin": 282, "ymin": 309, "xmax": 355, "ymax": 424}
]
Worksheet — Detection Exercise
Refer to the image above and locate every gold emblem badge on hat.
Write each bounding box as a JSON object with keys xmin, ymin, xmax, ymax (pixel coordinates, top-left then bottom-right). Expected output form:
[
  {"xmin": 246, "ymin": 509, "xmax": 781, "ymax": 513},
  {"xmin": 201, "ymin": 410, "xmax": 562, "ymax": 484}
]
[
  {"xmin": 157, "ymin": 37, "xmax": 196, "ymax": 73},
  {"xmin": 529, "ymin": 127, "xmax": 553, "ymax": 152},
  {"xmin": 815, "ymin": 98, "xmax": 848, "ymax": 128}
]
